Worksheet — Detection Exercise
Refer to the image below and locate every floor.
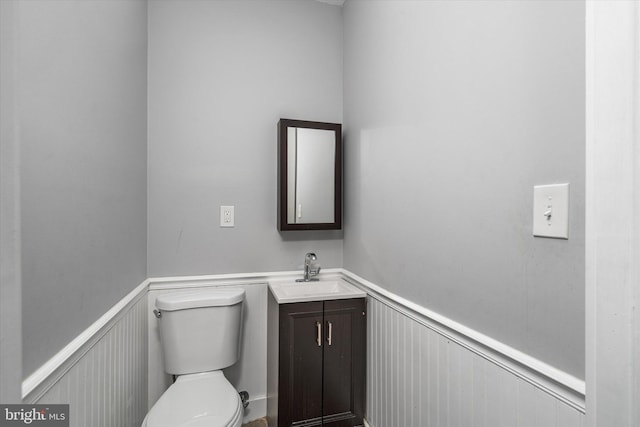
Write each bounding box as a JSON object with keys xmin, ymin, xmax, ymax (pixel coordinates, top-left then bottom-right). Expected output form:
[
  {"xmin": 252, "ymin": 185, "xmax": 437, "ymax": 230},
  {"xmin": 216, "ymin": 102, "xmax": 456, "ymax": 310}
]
[{"xmin": 242, "ymin": 418, "xmax": 268, "ymax": 427}]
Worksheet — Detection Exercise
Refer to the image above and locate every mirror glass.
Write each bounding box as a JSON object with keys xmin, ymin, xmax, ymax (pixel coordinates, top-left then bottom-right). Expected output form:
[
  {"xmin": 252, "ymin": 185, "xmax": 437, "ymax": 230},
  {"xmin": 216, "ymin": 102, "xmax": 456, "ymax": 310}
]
[
  {"xmin": 278, "ymin": 119, "xmax": 342, "ymax": 230},
  {"xmin": 287, "ymin": 127, "xmax": 335, "ymax": 224}
]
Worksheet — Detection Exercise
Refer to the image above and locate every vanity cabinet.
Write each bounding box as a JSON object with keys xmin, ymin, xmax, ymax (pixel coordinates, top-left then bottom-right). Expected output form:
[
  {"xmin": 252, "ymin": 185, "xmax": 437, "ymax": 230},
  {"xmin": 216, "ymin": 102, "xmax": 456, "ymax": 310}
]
[{"xmin": 267, "ymin": 296, "xmax": 366, "ymax": 427}]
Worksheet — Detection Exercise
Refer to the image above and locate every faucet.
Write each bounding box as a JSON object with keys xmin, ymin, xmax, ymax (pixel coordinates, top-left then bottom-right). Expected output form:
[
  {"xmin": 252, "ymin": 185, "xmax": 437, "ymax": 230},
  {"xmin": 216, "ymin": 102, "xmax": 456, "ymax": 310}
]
[{"xmin": 296, "ymin": 252, "xmax": 321, "ymax": 282}]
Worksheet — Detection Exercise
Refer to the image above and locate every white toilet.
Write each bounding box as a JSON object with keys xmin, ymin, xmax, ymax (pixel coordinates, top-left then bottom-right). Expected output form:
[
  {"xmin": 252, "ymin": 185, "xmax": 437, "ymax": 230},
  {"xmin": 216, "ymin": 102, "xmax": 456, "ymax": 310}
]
[{"xmin": 142, "ymin": 288, "xmax": 246, "ymax": 427}]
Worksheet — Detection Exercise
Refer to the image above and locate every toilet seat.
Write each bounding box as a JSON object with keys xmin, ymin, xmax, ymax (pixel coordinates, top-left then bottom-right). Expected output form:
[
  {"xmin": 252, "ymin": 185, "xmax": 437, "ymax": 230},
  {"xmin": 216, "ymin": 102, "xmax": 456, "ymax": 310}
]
[{"xmin": 142, "ymin": 371, "xmax": 243, "ymax": 427}]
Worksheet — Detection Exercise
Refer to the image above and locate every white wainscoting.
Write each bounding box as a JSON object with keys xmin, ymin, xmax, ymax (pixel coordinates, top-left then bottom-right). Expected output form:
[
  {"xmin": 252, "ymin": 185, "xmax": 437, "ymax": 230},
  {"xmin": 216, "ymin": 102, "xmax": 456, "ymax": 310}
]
[
  {"xmin": 20, "ymin": 269, "xmax": 586, "ymax": 427},
  {"xmin": 22, "ymin": 281, "xmax": 148, "ymax": 427},
  {"xmin": 365, "ymin": 297, "xmax": 584, "ymax": 427}
]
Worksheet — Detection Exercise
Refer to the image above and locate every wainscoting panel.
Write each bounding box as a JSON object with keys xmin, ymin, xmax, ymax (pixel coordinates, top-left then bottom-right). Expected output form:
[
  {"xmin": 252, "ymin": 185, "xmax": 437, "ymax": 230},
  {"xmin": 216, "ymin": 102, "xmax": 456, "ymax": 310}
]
[
  {"xmin": 365, "ymin": 297, "xmax": 584, "ymax": 427},
  {"xmin": 20, "ymin": 269, "xmax": 586, "ymax": 427},
  {"xmin": 26, "ymin": 289, "xmax": 148, "ymax": 427}
]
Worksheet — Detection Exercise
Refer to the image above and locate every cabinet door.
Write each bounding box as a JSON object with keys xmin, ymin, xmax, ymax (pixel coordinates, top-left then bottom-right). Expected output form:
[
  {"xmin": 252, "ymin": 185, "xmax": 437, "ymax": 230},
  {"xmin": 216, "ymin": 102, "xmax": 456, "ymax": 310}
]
[
  {"xmin": 322, "ymin": 299, "xmax": 366, "ymax": 427},
  {"xmin": 279, "ymin": 301, "xmax": 324, "ymax": 427}
]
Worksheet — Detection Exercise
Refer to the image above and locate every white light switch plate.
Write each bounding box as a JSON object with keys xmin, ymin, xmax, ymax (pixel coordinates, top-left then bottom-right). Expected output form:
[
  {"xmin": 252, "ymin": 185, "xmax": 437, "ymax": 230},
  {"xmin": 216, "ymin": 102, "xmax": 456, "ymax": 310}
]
[{"xmin": 533, "ymin": 183, "xmax": 569, "ymax": 239}]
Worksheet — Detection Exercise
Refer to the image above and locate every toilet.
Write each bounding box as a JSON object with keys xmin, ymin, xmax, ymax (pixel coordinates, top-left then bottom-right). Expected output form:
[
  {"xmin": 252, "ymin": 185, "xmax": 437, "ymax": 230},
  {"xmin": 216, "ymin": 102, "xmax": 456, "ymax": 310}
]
[{"xmin": 142, "ymin": 288, "xmax": 246, "ymax": 427}]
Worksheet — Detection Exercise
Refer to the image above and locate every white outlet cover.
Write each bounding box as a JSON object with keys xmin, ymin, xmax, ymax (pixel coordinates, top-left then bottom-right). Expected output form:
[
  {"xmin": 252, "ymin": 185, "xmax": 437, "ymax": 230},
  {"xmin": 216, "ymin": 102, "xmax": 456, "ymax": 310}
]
[
  {"xmin": 533, "ymin": 183, "xmax": 569, "ymax": 239},
  {"xmin": 220, "ymin": 205, "xmax": 234, "ymax": 227}
]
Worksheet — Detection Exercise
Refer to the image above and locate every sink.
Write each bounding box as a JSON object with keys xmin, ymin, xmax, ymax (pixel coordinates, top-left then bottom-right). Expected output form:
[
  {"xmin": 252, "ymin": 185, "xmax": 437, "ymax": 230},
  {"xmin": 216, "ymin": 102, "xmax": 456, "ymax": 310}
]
[{"xmin": 269, "ymin": 279, "xmax": 366, "ymax": 304}]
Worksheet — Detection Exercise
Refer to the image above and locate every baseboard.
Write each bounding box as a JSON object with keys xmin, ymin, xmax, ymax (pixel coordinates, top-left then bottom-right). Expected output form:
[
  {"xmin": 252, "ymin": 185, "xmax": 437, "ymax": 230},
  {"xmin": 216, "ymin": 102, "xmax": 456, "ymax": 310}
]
[
  {"xmin": 22, "ymin": 279, "xmax": 149, "ymax": 402},
  {"xmin": 243, "ymin": 395, "xmax": 267, "ymax": 424}
]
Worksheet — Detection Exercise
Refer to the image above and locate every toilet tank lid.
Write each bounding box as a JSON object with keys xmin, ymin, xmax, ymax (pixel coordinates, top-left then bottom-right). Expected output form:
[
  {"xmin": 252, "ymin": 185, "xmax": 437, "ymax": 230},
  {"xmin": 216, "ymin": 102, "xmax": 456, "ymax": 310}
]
[{"xmin": 155, "ymin": 288, "xmax": 245, "ymax": 311}]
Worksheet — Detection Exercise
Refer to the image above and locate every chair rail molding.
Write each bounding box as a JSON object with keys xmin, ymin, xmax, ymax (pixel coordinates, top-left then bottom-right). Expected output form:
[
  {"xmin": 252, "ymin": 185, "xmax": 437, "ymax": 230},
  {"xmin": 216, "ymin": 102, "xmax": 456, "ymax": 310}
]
[
  {"xmin": 340, "ymin": 269, "xmax": 586, "ymax": 413},
  {"xmin": 23, "ymin": 267, "xmax": 586, "ymax": 426},
  {"xmin": 22, "ymin": 279, "xmax": 149, "ymax": 402}
]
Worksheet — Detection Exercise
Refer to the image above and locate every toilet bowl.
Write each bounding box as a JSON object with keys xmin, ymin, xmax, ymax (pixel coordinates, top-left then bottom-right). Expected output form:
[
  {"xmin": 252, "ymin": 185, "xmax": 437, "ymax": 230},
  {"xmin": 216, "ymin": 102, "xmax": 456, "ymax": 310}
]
[
  {"xmin": 143, "ymin": 288, "xmax": 246, "ymax": 427},
  {"xmin": 142, "ymin": 371, "xmax": 243, "ymax": 427}
]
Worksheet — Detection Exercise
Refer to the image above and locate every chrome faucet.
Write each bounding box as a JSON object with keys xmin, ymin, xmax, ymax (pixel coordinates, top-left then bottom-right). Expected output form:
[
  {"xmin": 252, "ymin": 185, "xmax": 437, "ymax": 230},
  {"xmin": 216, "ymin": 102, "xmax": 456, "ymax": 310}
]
[{"xmin": 296, "ymin": 252, "xmax": 321, "ymax": 282}]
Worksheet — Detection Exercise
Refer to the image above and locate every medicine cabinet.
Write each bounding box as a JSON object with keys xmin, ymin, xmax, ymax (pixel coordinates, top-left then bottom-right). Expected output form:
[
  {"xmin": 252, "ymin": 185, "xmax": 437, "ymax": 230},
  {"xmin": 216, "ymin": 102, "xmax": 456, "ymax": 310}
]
[{"xmin": 277, "ymin": 119, "xmax": 342, "ymax": 231}]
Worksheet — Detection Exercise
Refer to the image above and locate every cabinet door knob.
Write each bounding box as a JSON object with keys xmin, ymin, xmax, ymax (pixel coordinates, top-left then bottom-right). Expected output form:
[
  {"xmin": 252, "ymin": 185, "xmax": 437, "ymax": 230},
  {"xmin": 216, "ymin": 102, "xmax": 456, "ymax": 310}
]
[
  {"xmin": 316, "ymin": 321, "xmax": 322, "ymax": 347},
  {"xmin": 327, "ymin": 321, "xmax": 333, "ymax": 346}
]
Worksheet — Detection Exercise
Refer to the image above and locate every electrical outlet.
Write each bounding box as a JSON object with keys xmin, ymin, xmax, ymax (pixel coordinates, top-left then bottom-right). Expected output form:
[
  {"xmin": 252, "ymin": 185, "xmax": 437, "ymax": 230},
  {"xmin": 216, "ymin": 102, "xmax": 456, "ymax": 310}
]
[{"xmin": 220, "ymin": 205, "xmax": 234, "ymax": 227}]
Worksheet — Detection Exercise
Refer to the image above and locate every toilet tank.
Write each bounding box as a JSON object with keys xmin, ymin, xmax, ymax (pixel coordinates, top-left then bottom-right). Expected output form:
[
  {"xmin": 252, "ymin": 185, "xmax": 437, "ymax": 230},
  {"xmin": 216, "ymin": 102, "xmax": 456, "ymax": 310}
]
[{"xmin": 155, "ymin": 288, "xmax": 245, "ymax": 375}]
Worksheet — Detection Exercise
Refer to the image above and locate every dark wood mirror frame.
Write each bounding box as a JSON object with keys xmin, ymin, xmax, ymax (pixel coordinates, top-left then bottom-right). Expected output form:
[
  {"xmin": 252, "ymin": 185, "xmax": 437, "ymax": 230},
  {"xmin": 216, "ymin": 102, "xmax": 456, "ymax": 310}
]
[{"xmin": 278, "ymin": 119, "xmax": 342, "ymax": 231}]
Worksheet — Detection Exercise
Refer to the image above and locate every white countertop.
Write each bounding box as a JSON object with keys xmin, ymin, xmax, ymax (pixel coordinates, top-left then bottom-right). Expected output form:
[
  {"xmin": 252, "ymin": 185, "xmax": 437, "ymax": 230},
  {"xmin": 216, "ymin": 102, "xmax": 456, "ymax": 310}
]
[{"xmin": 269, "ymin": 278, "xmax": 366, "ymax": 304}]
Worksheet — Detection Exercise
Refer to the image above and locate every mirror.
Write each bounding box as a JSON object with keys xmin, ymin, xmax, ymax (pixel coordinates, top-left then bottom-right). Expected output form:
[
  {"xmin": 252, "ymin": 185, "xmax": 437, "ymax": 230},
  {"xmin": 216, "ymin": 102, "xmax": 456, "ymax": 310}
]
[{"xmin": 278, "ymin": 119, "xmax": 342, "ymax": 230}]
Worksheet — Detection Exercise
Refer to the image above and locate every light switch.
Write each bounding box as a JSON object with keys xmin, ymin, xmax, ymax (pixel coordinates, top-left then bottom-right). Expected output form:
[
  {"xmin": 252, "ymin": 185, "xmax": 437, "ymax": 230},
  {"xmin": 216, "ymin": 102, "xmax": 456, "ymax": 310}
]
[{"xmin": 533, "ymin": 183, "xmax": 569, "ymax": 239}]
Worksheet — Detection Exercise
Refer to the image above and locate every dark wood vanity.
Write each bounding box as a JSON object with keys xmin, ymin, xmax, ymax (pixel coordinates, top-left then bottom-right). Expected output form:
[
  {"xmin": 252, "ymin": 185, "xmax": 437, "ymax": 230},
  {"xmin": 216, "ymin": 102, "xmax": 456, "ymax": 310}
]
[{"xmin": 267, "ymin": 294, "xmax": 366, "ymax": 427}]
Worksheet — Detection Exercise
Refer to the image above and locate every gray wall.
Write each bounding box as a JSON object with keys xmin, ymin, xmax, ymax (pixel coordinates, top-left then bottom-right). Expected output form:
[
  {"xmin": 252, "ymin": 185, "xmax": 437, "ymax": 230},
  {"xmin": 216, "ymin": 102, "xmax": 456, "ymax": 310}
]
[
  {"xmin": 19, "ymin": 0, "xmax": 148, "ymax": 377},
  {"xmin": 0, "ymin": 0, "xmax": 22, "ymax": 403},
  {"xmin": 343, "ymin": 0, "xmax": 585, "ymax": 378},
  {"xmin": 12, "ymin": 0, "xmax": 586, "ymax": 388},
  {"xmin": 147, "ymin": 0, "xmax": 344, "ymax": 277}
]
